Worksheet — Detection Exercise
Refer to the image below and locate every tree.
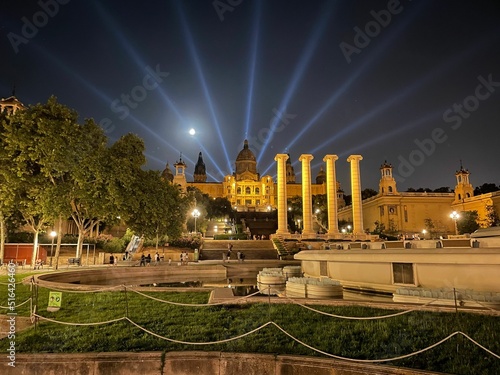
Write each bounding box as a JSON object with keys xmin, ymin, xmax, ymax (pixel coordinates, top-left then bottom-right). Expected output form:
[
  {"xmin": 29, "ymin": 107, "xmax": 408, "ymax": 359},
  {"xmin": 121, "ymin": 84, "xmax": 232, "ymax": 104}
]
[
  {"xmin": 362, "ymin": 188, "xmax": 378, "ymax": 199},
  {"xmin": 457, "ymin": 211, "xmax": 480, "ymax": 234},
  {"xmin": 1, "ymin": 99, "xmax": 75, "ymax": 267},
  {"xmin": 372, "ymin": 220, "xmax": 385, "ymax": 235},
  {"xmin": 474, "ymin": 183, "xmax": 500, "ymax": 196},
  {"xmin": 206, "ymin": 197, "xmax": 232, "ymax": 220},
  {"xmin": 484, "ymin": 205, "xmax": 500, "ymax": 227},
  {"xmin": 433, "ymin": 187, "xmax": 451, "ymax": 193},
  {"xmin": 0, "ymin": 112, "xmax": 17, "ymax": 262},
  {"xmin": 124, "ymin": 170, "xmax": 185, "ymax": 248}
]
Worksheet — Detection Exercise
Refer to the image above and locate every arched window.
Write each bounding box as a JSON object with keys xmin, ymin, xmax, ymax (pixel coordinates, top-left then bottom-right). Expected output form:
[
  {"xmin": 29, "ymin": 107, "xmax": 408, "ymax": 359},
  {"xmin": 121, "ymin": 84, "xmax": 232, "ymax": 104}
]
[
  {"xmin": 382, "ymin": 187, "xmax": 385, "ymax": 193},
  {"xmin": 458, "ymin": 193, "xmax": 462, "ymax": 200},
  {"xmin": 255, "ymin": 187, "xmax": 260, "ymax": 194},
  {"xmin": 388, "ymin": 186, "xmax": 393, "ymax": 193},
  {"xmin": 466, "ymin": 193, "xmax": 470, "ymax": 198},
  {"xmin": 237, "ymin": 187, "xmax": 242, "ymax": 194},
  {"xmin": 245, "ymin": 187, "xmax": 251, "ymax": 194}
]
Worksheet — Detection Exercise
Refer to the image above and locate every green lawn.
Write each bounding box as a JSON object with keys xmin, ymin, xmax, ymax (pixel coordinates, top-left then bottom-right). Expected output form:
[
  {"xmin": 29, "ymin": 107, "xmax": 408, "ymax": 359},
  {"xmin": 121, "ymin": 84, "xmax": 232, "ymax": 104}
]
[{"xmin": 1, "ymin": 272, "xmax": 499, "ymax": 375}]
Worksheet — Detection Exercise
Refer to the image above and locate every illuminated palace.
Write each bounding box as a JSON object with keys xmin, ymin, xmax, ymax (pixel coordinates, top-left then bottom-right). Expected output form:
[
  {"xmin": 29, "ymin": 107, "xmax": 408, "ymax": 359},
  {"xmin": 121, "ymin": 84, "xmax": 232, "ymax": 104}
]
[
  {"xmin": 337, "ymin": 161, "xmax": 500, "ymax": 235},
  {"xmin": 162, "ymin": 139, "xmax": 345, "ymax": 212},
  {"xmin": 163, "ymin": 141, "xmax": 500, "ymax": 236}
]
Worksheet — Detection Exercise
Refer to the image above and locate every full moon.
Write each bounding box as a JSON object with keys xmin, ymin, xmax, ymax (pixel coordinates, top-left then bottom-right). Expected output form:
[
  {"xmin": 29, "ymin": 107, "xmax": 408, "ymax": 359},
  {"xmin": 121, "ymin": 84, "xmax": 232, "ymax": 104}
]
[{"xmin": 189, "ymin": 128, "xmax": 196, "ymax": 136}]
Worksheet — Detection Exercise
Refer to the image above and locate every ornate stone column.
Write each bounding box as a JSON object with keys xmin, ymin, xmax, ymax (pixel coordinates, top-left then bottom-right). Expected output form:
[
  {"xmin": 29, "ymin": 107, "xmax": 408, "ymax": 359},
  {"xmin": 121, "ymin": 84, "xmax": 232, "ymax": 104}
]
[
  {"xmin": 323, "ymin": 154, "xmax": 339, "ymax": 238},
  {"xmin": 275, "ymin": 154, "xmax": 289, "ymax": 235},
  {"xmin": 347, "ymin": 155, "xmax": 364, "ymax": 235},
  {"xmin": 299, "ymin": 154, "xmax": 315, "ymax": 237}
]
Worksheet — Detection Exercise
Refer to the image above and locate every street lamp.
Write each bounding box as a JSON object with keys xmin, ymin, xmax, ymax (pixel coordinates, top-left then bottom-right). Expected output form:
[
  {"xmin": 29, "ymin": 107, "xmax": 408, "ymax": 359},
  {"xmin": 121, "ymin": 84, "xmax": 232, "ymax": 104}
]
[
  {"xmin": 347, "ymin": 225, "xmax": 352, "ymax": 233},
  {"xmin": 192, "ymin": 209, "xmax": 200, "ymax": 233},
  {"xmin": 49, "ymin": 231, "xmax": 57, "ymax": 267},
  {"xmin": 450, "ymin": 211, "xmax": 460, "ymax": 235}
]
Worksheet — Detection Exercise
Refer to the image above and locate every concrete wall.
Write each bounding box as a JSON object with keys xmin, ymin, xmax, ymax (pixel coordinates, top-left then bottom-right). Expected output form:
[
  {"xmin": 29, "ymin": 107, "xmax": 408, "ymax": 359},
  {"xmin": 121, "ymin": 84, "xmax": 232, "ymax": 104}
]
[
  {"xmin": 35, "ymin": 265, "xmax": 227, "ymax": 289},
  {"xmin": 296, "ymin": 248, "xmax": 500, "ymax": 293},
  {"xmin": 1, "ymin": 351, "xmax": 442, "ymax": 375}
]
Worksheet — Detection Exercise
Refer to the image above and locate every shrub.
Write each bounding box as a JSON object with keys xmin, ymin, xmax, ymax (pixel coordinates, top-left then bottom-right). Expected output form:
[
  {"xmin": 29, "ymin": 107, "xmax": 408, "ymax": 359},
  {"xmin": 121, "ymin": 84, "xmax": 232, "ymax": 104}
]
[{"xmin": 103, "ymin": 237, "xmax": 125, "ymax": 253}]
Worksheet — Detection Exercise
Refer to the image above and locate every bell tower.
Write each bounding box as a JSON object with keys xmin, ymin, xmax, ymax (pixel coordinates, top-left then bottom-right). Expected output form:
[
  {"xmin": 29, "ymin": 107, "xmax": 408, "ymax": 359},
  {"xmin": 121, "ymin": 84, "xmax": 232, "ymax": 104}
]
[
  {"xmin": 378, "ymin": 161, "xmax": 398, "ymax": 195},
  {"xmin": 173, "ymin": 153, "xmax": 187, "ymax": 193},
  {"xmin": 193, "ymin": 152, "xmax": 207, "ymax": 182},
  {"xmin": 454, "ymin": 162, "xmax": 473, "ymax": 204}
]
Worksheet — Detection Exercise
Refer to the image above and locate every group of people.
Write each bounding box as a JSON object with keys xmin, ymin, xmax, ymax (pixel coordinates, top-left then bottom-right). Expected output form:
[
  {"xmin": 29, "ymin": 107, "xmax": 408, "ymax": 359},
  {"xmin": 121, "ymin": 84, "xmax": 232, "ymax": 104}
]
[
  {"xmin": 139, "ymin": 252, "xmax": 162, "ymax": 266},
  {"xmin": 179, "ymin": 251, "xmax": 189, "ymax": 265},
  {"xmin": 222, "ymin": 243, "xmax": 245, "ymax": 262},
  {"xmin": 109, "ymin": 254, "xmax": 118, "ymax": 266}
]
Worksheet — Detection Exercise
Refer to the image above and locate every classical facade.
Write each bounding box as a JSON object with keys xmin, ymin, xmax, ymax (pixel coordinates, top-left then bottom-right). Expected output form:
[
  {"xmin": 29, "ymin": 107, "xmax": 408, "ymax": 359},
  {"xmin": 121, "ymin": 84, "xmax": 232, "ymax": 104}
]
[
  {"xmin": 337, "ymin": 161, "xmax": 500, "ymax": 236},
  {"xmin": 164, "ymin": 139, "xmax": 345, "ymax": 212}
]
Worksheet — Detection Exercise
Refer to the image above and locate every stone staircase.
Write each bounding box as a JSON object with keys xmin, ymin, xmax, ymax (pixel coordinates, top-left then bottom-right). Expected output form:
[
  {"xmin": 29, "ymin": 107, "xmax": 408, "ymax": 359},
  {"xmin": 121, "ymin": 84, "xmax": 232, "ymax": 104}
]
[{"xmin": 200, "ymin": 240, "xmax": 278, "ymax": 260}]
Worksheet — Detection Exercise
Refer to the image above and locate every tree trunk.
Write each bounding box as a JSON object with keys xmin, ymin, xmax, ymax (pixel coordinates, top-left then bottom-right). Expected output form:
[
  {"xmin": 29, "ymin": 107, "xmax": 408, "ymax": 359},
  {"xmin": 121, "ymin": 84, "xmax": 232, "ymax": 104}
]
[
  {"xmin": 32, "ymin": 231, "xmax": 40, "ymax": 269},
  {"xmin": 54, "ymin": 216, "xmax": 63, "ymax": 270},
  {"xmin": 77, "ymin": 229, "xmax": 84, "ymax": 259},
  {"xmin": 0, "ymin": 215, "xmax": 5, "ymax": 264}
]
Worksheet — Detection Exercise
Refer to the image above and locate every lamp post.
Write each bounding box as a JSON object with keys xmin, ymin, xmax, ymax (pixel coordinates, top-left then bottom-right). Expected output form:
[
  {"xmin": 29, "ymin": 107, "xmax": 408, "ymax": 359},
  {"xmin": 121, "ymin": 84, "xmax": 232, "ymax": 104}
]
[
  {"xmin": 450, "ymin": 211, "xmax": 460, "ymax": 235},
  {"xmin": 347, "ymin": 225, "xmax": 352, "ymax": 233},
  {"xmin": 192, "ymin": 209, "xmax": 200, "ymax": 233},
  {"xmin": 49, "ymin": 231, "xmax": 57, "ymax": 267}
]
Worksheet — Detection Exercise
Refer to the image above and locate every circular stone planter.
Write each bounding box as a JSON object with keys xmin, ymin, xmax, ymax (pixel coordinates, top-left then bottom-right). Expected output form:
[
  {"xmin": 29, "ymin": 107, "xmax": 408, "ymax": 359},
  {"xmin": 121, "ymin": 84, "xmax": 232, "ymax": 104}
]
[
  {"xmin": 257, "ymin": 268, "xmax": 286, "ymax": 295},
  {"xmin": 282, "ymin": 265, "xmax": 302, "ymax": 279},
  {"xmin": 286, "ymin": 277, "xmax": 343, "ymax": 299}
]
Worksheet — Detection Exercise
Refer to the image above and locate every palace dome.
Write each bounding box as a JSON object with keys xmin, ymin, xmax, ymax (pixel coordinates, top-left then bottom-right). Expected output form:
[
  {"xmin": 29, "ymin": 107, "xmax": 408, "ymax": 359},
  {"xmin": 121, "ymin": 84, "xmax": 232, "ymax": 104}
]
[
  {"xmin": 236, "ymin": 140, "xmax": 256, "ymax": 162},
  {"xmin": 235, "ymin": 140, "xmax": 258, "ymax": 181}
]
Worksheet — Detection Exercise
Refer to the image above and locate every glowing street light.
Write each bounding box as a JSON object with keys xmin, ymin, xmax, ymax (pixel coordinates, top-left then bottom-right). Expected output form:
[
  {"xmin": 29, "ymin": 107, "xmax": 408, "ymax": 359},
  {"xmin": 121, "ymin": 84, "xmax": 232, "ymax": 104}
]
[
  {"xmin": 347, "ymin": 225, "xmax": 352, "ymax": 233},
  {"xmin": 49, "ymin": 231, "xmax": 57, "ymax": 267},
  {"xmin": 450, "ymin": 211, "xmax": 460, "ymax": 235},
  {"xmin": 192, "ymin": 209, "xmax": 200, "ymax": 233}
]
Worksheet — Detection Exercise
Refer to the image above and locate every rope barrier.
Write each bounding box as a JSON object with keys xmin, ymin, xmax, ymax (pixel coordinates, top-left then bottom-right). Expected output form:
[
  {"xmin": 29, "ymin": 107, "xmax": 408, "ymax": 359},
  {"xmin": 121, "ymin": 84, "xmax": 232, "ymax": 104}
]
[
  {"xmin": 33, "ymin": 284, "xmax": 125, "ymax": 293},
  {"xmin": 33, "ymin": 313, "xmax": 126, "ymax": 326},
  {"xmin": 125, "ymin": 317, "xmax": 274, "ymax": 345},
  {"xmin": 0, "ymin": 297, "xmax": 32, "ymax": 309},
  {"xmin": 282, "ymin": 295, "xmax": 441, "ymax": 320},
  {"xmin": 0, "ymin": 280, "xmax": 25, "ymax": 285},
  {"xmin": 271, "ymin": 323, "xmax": 500, "ymax": 362},
  {"xmin": 29, "ymin": 312, "xmax": 500, "ymax": 362},
  {"xmin": 126, "ymin": 286, "xmax": 262, "ymax": 306}
]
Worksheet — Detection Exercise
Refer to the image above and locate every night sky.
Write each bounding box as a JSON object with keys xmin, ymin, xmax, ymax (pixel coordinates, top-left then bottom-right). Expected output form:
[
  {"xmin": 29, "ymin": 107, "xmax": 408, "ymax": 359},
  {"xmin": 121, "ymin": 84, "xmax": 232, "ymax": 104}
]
[{"xmin": 1, "ymin": 0, "xmax": 500, "ymax": 194}]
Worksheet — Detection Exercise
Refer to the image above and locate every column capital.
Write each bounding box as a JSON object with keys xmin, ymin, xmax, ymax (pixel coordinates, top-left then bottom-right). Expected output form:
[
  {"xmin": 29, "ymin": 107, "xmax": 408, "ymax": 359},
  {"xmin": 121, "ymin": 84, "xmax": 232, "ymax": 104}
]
[
  {"xmin": 323, "ymin": 154, "xmax": 339, "ymax": 162},
  {"xmin": 275, "ymin": 153, "xmax": 289, "ymax": 162},
  {"xmin": 347, "ymin": 154, "xmax": 363, "ymax": 162},
  {"xmin": 299, "ymin": 154, "xmax": 314, "ymax": 162}
]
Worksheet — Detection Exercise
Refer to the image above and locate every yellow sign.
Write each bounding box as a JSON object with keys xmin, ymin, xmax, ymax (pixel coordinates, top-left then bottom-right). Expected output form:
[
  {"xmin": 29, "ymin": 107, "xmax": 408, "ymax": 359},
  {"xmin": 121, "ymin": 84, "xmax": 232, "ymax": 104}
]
[{"xmin": 47, "ymin": 291, "xmax": 62, "ymax": 311}]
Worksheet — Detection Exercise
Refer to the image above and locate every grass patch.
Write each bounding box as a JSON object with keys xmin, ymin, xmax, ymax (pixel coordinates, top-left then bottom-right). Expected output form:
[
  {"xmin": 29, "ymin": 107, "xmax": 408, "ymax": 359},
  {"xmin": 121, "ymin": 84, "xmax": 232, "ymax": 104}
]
[{"xmin": 0, "ymin": 272, "xmax": 499, "ymax": 374}]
